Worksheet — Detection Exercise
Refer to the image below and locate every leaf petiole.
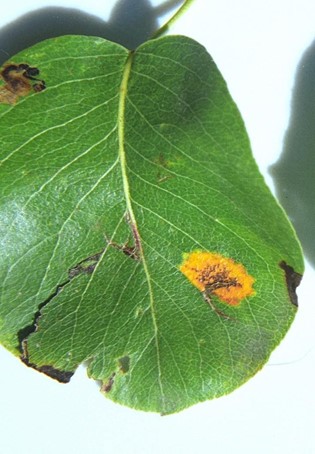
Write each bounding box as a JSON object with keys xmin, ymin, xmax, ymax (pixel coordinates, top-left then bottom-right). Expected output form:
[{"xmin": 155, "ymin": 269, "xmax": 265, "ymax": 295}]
[{"xmin": 151, "ymin": 0, "xmax": 197, "ymax": 40}]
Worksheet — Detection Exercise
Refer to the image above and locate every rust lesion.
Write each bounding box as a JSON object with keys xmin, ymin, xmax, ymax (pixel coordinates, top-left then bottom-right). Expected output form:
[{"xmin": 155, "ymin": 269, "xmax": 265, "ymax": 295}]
[
  {"xmin": 201, "ymin": 267, "xmax": 241, "ymax": 293},
  {"xmin": 0, "ymin": 62, "xmax": 46, "ymax": 104},
  {"xmin": 179, "ymin": 251, "xmax": 255, "ymax": 317}
]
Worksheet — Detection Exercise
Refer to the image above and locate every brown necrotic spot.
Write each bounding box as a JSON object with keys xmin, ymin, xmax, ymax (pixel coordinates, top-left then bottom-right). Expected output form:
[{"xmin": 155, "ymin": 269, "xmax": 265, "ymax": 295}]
[
  {"xmin": 102, "ymin": 373, "xmax": 116, "ymax": 393},
  {"xmin": 105, "ymin": 236, "xmax": 139, "ymax": 260},
  {"xmin": 279, "ymin": 261, "xmax": 302, "ymax": 307},
  {"xmin": 0, "ymin": 62, "xmax": 45, "ymax": 104},
  {"xmin": 105, "ymin": 214, "xmax": 141, "ymax": 261},
  {"xmin": 68, "ymin": 251, "xmax": 103, "ymax": 278}
]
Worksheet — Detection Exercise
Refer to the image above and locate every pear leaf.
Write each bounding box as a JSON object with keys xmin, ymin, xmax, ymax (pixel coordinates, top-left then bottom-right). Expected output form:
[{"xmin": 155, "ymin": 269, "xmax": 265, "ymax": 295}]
[{"xmin": 0, "ymin": 35, "xmax": 303, "ymax": 414}]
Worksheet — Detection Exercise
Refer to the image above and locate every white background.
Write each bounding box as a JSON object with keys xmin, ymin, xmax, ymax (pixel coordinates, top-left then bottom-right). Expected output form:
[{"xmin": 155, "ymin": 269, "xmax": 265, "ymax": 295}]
[{"xmin": 0, "ymin": 1, "xmax": 314, "ymax": 453}]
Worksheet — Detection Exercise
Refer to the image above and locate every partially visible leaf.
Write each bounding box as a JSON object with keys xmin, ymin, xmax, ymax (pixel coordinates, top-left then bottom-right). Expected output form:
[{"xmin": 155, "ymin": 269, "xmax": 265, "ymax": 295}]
[{"xmin": 0, "ymin": 35, "xmax": 303, "ymax": 414}]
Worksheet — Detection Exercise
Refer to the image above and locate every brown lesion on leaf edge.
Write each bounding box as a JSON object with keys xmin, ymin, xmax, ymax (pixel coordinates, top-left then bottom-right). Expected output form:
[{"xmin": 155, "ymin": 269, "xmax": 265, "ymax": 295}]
[
  {"xmin": 18, "ymin": 278, "xmax": 75, "ymax": 382},
  {"xmin": 279, "ymin": 261, "xmax": 303, "ymax": 307},
  {"xmin": 21, "ymin": 345, "xmax": 74, "ymax": 383},
  {"xmin": 101, "ymin": 373, "xmax": 116, "ymax": 393},
  {"xmin": 17, "ymin": 247, "xmax": 106, "ymax": 378},
  {"xmin": 17, "ymin": 224, "xmax": 139, "ymax": 381},
  {"xmin": 0, "ymin": 62, "xmax": 46, "ymax": 105},
  {"xmin": 20, "ymin": 327, "xmax": 73, "ymax": 383},
  {"xmin": 101, "ymin": 356, "xmax": 131, "ymax": 393}
]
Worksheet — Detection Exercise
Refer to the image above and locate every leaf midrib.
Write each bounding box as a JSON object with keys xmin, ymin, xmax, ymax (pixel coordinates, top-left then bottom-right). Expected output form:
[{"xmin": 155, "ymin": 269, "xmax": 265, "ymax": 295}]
[{"xmin": 118, "ymin": 50, "xmax": 165, "ymax": 407}]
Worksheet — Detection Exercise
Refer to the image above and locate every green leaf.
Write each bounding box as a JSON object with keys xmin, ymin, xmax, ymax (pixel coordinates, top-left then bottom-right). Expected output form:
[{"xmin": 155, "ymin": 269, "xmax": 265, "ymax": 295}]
[{"xmin": 0, "ymin": 34, "xmax": 303, "ymax": 414}]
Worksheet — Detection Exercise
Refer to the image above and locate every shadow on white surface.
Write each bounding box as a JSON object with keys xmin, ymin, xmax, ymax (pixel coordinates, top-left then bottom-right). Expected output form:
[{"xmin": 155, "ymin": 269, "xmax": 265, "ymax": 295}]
[
  {"xmin": 271, "ymin": 39, "xmax": 315, "ymax": 268},
  {"xmin": 0, "ymin": 0, "xmax": 183, "ymax": 64}
]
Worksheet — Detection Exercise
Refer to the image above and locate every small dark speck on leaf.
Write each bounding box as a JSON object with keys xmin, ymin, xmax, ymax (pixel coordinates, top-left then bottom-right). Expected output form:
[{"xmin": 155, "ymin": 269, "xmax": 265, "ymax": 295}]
[
  {"xmin": 279, "ymin": 261, "xmax": 302, "ymax": 307},
  {"xmin": 102, "ymin": 373, "xmax": 116, "ymax": 393},
  {"xmin": 118, "ymin": 355, "xmax": 130, "ymax": 373}
]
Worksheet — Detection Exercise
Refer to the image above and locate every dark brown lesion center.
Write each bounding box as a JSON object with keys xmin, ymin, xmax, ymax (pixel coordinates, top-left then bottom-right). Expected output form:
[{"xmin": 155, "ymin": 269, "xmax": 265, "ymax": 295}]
[
  {"xmin": 194, "ymin": 265, "xmax": 242, "ymax": 293},
  {"xmin": 1, "ymin": 63, "xmax": 45, "ymax": 94}
]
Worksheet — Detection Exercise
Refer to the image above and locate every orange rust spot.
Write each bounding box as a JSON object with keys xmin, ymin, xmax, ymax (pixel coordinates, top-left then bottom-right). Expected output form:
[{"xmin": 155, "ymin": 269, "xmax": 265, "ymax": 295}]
[{"xmin": 179, "ymin": 251, "xmax": 255, "ymax": 306}]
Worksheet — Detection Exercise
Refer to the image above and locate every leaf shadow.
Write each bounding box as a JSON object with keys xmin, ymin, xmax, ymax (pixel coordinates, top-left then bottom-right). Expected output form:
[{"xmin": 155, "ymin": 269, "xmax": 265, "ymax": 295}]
[
  {"xmin": 270, "ymin": 39, "xmax": 315, "ymax": 268},
  {"xmin": 0, "ymin": 0, "xmax": 184, "ymax": 64}
]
